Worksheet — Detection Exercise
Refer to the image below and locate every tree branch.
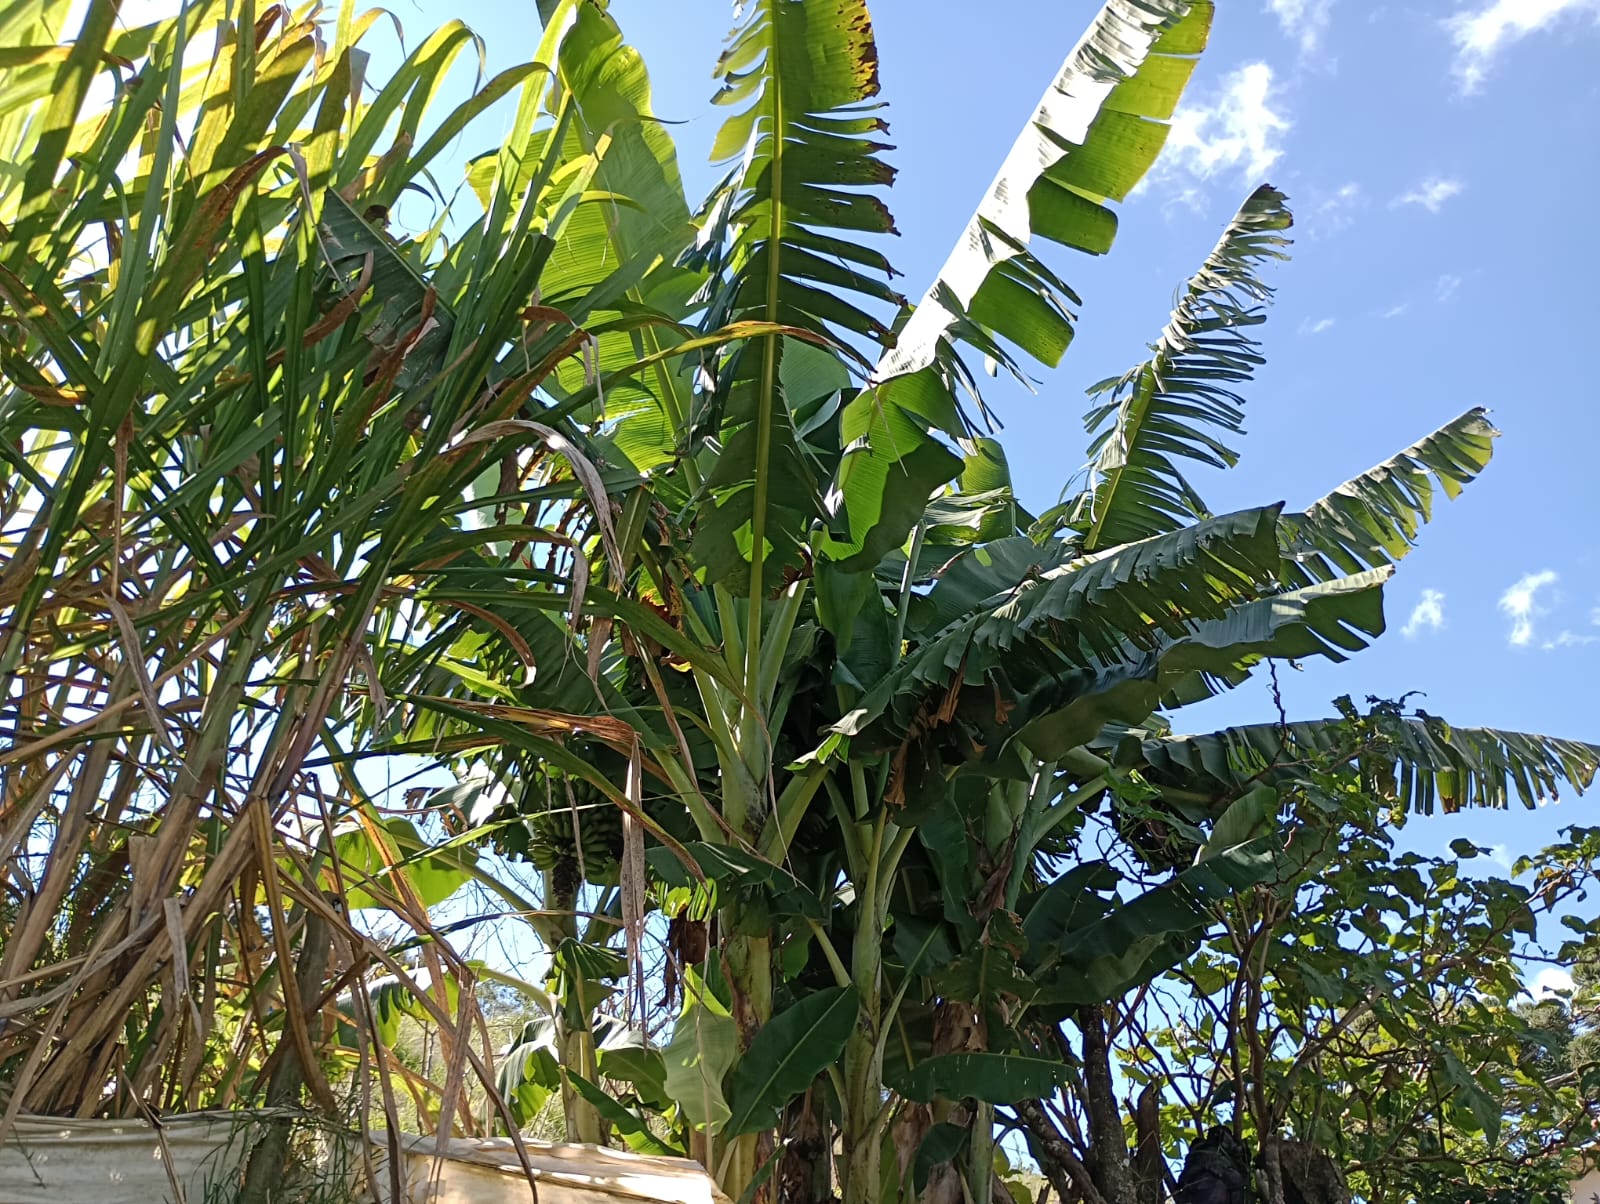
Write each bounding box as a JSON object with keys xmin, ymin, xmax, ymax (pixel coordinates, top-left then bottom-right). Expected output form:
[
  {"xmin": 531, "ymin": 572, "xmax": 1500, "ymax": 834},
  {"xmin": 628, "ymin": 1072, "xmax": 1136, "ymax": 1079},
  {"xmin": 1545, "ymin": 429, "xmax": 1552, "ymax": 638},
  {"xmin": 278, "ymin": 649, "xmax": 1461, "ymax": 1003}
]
[{"xmin": 1015, "ymin": 1097, "xmax": 1106, "ymax": 1204}]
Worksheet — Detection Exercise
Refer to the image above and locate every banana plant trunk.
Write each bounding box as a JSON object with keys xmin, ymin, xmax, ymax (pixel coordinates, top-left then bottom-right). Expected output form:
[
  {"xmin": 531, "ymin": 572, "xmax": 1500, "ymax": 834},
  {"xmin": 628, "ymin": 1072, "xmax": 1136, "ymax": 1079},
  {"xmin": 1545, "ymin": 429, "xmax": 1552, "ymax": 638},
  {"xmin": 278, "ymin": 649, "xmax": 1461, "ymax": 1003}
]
[
  {"xmin": 840, "ymin": 811, "xmax": 901, "ymax": 1204},
  {"xmin": 547, "ymin": 865, "xmax": 602, "ymax": 1145},
  {"xmin": 840, "ymin": 931, "xmax": 884, "ymax": 1204},
  {"xmin": 712, "ymin": 634, "xmax": 780, "ymax": 1200},
  {"xmin": 722, "ymin": 927, "xmax": 774, "ymax": 1194}
]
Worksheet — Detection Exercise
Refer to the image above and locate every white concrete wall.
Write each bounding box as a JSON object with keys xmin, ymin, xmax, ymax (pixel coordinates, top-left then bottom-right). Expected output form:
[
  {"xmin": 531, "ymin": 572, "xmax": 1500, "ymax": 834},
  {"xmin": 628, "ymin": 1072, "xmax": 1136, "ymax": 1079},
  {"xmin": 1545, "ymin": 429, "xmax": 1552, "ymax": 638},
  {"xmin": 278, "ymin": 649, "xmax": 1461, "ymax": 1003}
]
[{"xmin": 1573, "ymin": 1168, "xmax": 1600, "ymax": 1204}]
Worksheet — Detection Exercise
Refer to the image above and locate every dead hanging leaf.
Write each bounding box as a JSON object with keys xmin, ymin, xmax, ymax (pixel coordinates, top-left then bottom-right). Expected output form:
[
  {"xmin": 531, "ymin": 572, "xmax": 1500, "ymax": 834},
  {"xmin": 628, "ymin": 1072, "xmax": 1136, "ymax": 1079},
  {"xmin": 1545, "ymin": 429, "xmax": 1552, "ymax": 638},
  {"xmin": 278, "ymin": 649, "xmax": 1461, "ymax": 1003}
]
[
  {"xmin": 443, "ymin": 418, "xmax": 625, "ymax": 589},
  {"xmin": 891, "ymin": 1102, "xmax": 935, "ymax": 1185},
  {"xmin": 266, "ymin": 250, "xmax": 374, "ymax": 369},
  {"xmin": 494, "ymin": 454, "xmax": 518, "ymax": 525},
  {"xmin": 930, "ymin": 998, "xmax": 983, "ymax": 1056},
  {"xmin": 253, "ymin": 4, "xmax": 286, "ymax": 43},
  {"xmin": 586, "ymin": 616, "xmax": 612, "ymax": 684},
  {"xmin": 162, "ymin": 898, "xmax": 205, "ymax": 1040},
  {"xmin": 660, "ymin": 909, "xmax": 709, "ymax": 1010},
  {"xmin": 428, "ymin": 598, "xmax": 540, "ymax": 688},
  {"xmin": 414, "ymin": 699, "xmax": 638, "ymax": 752},
  {"xmin": 355, "ymin": 643, "xmax": 389, "ymax": 729},
  {"xmin": 107, "ymin": 595, "xmax": 177, "ymax": 756},
  {"xmin": 933, "ymin": 665, "xmax": 964, "ymax": 725},
  {"xmin": 990, "ymin": 678, "xmax": 1015, "ymax": 726},
  {"xmin": 884, "ymin": 740, "xmax": 913, "ymax": 808},
  {"xmin": 1263, "ymin": 1136, "xmax": 1351, "ymax": 1204},
  {"xmin": 521, "ymin": 303, "xmax": 576, "ymax": 328},
  {"xmin": 11, "ymin": 380, "xmax": 87, "ymax": 405},
  {"xmin": 971, "ymin": 844, "xmax": 1017, "ymax": 925}
]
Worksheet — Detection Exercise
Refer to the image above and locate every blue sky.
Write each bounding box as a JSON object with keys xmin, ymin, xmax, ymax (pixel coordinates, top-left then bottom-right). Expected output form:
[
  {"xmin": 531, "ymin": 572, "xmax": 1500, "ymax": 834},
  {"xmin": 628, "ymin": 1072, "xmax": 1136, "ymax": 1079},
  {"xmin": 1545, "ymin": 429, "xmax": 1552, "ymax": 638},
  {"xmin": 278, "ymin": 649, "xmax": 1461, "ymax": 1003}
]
[{"xmin": 432, "ymin": 0, "xmax": 1600, "ymax": 875}]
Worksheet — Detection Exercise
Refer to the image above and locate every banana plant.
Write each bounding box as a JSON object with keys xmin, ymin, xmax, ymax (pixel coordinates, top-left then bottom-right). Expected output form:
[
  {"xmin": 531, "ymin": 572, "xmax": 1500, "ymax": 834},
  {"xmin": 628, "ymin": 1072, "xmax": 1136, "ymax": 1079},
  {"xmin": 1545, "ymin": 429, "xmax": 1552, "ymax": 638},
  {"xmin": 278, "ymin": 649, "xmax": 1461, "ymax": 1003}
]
[
  {"xmin": 598, "ymin": 3, "xmax": 1245, "ymax": 1198},
  {"xmin": 377, "ymin": 1, "xmax": 1234, "ymax": 1196}
]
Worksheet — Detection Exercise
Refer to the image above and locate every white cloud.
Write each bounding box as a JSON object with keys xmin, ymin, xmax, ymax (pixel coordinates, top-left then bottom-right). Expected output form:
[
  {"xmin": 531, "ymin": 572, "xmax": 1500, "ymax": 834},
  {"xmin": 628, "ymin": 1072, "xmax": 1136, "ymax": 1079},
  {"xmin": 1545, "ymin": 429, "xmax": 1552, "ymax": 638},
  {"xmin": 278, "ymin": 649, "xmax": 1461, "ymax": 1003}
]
[
  {"xmin": 1311, "ymin": 181, "xmax": 1363, "ymax": 236},
  {"xmin": 1542, "ymin": 630, "xmax": 1598, "ymax": 650},
  {"xmin": 1402, "ymin": 588, "xmax": 1446, "ymax": 638},
  {"xmin": 1160, "ymin": 186, "xmax": 1208, "ymax": 217},
  {"xmin": 1531, "ymin": 967, "xmax": 1575, "ymax": 999},
  {"xmin": 1487, "ymin": 843, "xmax": 1513, "ymax": 870},
  {"xmin": 1447, "ymin": 0, "xmax": 1600, "ymax": 92},
  {"xmin": 1266, "ymin": 0, "xmax": 1336, "ymax": 54},
  {"xmin": 1299, "ymin": 317, "xmax": 1336, "ymax": 335},
  {"xmin": 1592, "ymin": 605, "xmax": 1600, "ymax": 626},
  {"xmin": 1381, "ymin": 302, "xmax": 1410, "ymax": 319},
  {"xmin": 1392, "ymin": 176, "xmax": 1464, "ymax": 213},
  {"xmin": 1499, "ymin": 569, "xmax": 1558, "ymax": 647},
  {"xmin": 1160, "ymin": 63, "xmax": 1291, "ymax": 184},
  {"xmin": 1436, "ymin": 273, "xmax": 1464, "ymax": 302}
]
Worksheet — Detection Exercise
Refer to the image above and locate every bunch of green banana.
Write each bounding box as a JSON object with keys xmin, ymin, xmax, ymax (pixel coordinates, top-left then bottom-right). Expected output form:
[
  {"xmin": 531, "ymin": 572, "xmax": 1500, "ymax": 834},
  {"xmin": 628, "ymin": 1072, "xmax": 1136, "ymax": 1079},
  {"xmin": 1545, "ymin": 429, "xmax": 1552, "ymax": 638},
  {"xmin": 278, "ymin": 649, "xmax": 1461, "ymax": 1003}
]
[{"xmin": 519, "ymin": 774, "xmax": 623, "ymax": 886}]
